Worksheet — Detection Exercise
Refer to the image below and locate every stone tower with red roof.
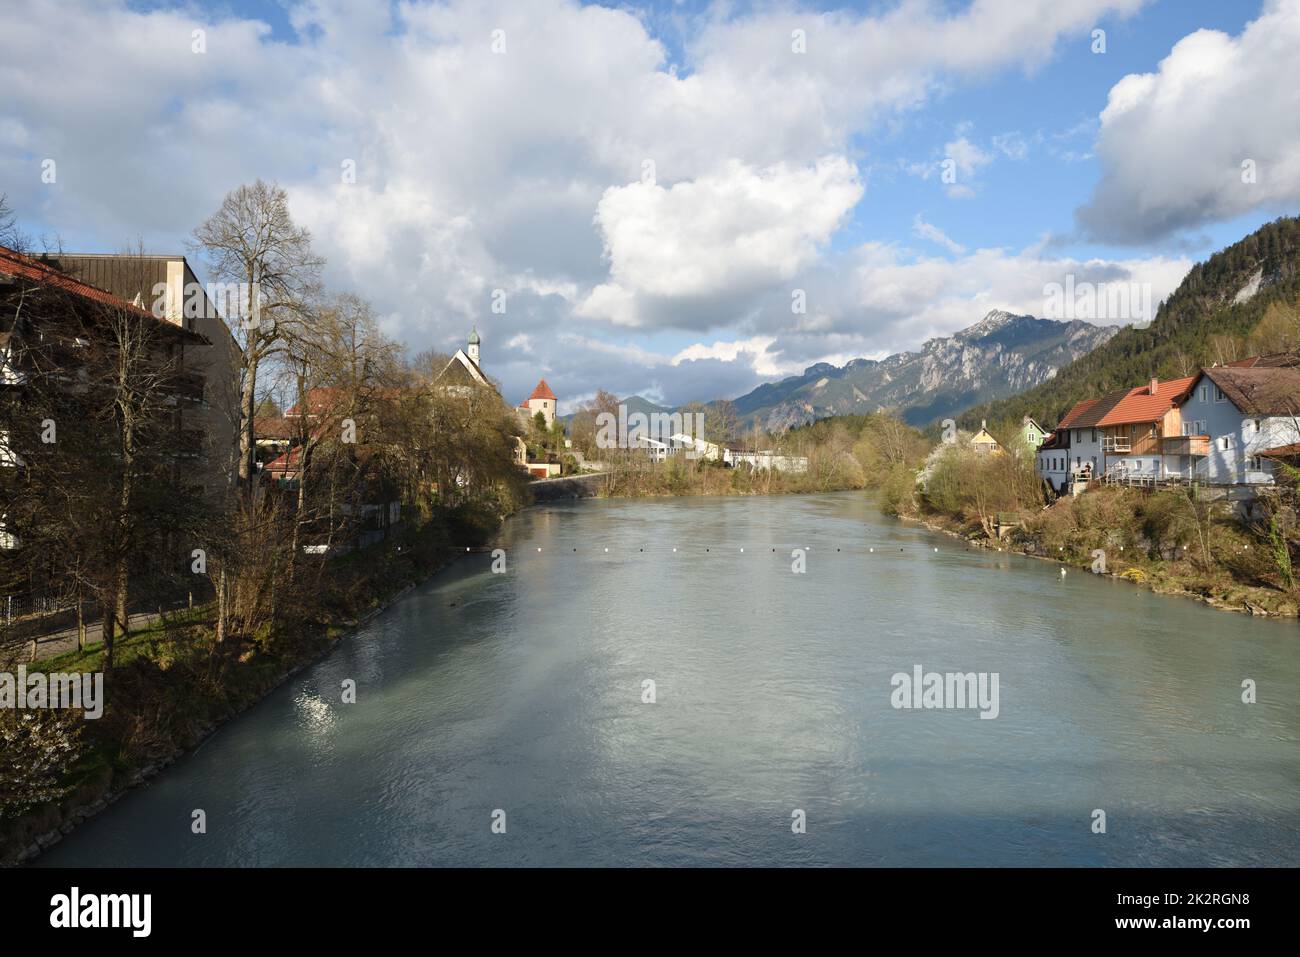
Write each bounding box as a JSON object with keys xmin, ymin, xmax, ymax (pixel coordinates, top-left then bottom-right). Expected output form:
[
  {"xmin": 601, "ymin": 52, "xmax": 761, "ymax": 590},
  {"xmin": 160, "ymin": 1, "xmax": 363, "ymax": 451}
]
[{"xmin": 518, "ymin": 378, "xmax": 557, "ymax": 428}]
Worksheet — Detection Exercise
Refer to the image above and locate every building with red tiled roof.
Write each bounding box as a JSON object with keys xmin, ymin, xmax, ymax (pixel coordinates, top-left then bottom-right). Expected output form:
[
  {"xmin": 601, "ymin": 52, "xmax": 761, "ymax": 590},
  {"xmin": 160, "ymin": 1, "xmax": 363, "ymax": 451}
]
[
  {"xmin": 1056, "ymin": 398, "xmax": 1099, "ymax": 429},
  {"xmin": 1035, "ymin": 357, "xmax": 1300, "ymax": 492},
  {"xmin": 1, "ymin": 244, "xmax": 143, "ymax": 314},
  {"xmin": 527, "ymin": 379, "xmax": 556, "ymax": 401},
  {"xmin": 518, "ymin": 378, "xmax": 557, "ymax": 428},
  {"xmin": 1035, "ymin": 376, "xmax": 1201, "ymax": 492},
  {"xmin": 1, "ymin": 244, "xmax": 215, "ymax": 549}
]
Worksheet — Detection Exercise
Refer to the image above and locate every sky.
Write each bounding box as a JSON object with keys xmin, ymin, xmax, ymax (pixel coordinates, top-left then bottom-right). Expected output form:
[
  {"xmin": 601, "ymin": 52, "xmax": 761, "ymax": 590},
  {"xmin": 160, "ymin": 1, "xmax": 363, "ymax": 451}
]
[{"xmin": 2, "ymin": 0, "xmax": 1298, "ymax": 412}]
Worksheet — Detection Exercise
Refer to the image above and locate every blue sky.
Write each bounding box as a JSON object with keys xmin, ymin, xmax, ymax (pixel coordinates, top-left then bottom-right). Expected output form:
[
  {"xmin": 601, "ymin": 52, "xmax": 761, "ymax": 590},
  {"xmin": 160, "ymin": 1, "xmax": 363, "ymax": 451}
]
[
  {"xmin": 850, "ymin": 0, "xmax": 1269, "ymax": 261},
  {"xmin": 4, "ymin": 0, "xmax": 1298, "ymax": 408}
]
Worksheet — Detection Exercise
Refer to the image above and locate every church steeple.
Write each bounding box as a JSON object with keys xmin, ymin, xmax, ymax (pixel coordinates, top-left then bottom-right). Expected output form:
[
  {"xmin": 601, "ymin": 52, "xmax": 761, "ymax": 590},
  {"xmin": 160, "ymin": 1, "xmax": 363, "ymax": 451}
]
[{"xmin": 467, "ymin": 325, "xmax": 481, "ymax": 364}]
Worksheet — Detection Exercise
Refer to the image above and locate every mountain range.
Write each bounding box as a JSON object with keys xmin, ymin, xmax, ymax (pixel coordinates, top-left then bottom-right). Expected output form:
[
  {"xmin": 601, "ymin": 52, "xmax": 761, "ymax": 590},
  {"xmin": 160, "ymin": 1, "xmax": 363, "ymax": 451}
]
[
  {"xmin": 576, "ymin": 216, "xmax": 1300, "ymax": 438},
  {"xmin": 731, "ymin": 310, "xmax": 1118, "ymax": 429},
  {"xmin": 962, "ymin": 215, "xmax": 1300, "ymax": 432}
]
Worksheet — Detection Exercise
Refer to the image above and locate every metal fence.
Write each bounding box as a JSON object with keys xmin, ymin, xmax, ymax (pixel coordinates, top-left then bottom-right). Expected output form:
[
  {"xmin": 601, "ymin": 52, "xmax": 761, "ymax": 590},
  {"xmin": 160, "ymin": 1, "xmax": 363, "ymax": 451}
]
[{"xmin": 2, "ymin": 593, "xmax": 60, "ymax": 626}]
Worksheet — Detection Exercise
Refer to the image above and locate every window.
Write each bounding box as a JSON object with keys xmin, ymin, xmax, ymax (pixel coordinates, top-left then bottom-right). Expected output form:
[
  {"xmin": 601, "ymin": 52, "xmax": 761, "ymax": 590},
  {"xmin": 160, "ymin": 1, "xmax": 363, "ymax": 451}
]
[
  {"xmin": 1220, "ymin": 435, "xmax": 1235, "ymax": 451},
  {"xmin": 1091, "ymin": 428, "xmax": 1097, "ymax": 442},
  {"xmin": 1214, "ymin": 386, "xmax": 1226, "ymax": 403},
  {"xmin": 1199, "ymin": 386, "xmax": 1207, "ymax": 402}
]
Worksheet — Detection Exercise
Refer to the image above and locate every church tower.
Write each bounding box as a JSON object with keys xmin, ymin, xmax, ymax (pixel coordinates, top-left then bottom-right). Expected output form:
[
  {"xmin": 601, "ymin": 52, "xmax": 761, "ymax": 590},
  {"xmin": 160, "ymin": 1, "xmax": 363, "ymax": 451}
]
[{"xmin": 467, "ymin": 325, "xmax": 481, "ymax": 365}]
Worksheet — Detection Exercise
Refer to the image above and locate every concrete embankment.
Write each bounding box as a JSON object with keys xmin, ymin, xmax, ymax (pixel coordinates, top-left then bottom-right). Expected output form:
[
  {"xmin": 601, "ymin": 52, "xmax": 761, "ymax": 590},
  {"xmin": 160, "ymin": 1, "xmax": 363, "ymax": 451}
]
[{"xmin": 528, "ymin": 473, "xmax": 605, "ymax": 502}]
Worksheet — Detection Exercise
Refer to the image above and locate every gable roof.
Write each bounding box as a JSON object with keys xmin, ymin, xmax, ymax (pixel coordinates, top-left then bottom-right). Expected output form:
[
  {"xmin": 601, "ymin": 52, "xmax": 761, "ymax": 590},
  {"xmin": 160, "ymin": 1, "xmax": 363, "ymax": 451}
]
[
  {"xmin": 1198, "ymin": 365, "xmax": 1300, "ymax": 416},
  {"xmin": 435, "ymin": 349, "xmax": 497, "ymax": 393},
  {"xmin": 971, "ymin": 427, "xmax": 1000, "ymax": 445},
  {"xmin": 1037, "ymin": 429, "xmax": 1069, "ymax": 451},
  {"xmin": 1057, "ymin": 398, "xmax": 1099, "ymax": 429},
  {"xmin": 254, "ymin": 415, "xmax": 296, "ymax": 440},
  {"xmin": 1, "ymin": 244, "xmax": 209, "ymax": 344},
  {"xmin": 526, "ymin": 378, "xmax": 556, "ymax": 402},
  {"xmin": 263, "ymin": 446, "xmax": 306, "ymax": 474},
  {"xmin": 285, "ymin": 386, "xmax": 344, "ymax": 417},
  {"xmin": 1223, "ymin": 353, "xmax": 1299, "ymax": 369},
  {"xmin": 1061, "ymin": 376, "xmax": 1197, "ymax": 428}
]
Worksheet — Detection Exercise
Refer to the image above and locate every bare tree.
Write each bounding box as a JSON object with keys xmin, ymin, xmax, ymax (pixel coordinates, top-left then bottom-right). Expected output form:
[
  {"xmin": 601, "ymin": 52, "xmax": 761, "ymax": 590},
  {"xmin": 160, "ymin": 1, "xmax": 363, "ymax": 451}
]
[
  {"xmin": 191, "ymin": 180, "xmax": 323, "ymax": 498},
  {"xmin": 705, "ymin": 399, "xmax": 739, "ymax": 445},
  {"xmin": 281, "ymin": 293, "xmax": 400, "ymax": 569},
  {"xmin": 2, "ymin": 261, "xmax": 208, "ymax": 669},
  {"xmin": 0, "ymin": 194, "xmax": 16, "ymax": 248}
]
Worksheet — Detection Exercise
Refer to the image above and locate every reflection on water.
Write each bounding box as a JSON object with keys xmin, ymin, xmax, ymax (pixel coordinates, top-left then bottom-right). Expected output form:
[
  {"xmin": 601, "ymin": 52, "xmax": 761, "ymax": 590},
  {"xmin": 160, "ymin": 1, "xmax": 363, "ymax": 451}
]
[{"xmin": 41, "ymin": 493, "xmax": 1300, "ymax": 866}]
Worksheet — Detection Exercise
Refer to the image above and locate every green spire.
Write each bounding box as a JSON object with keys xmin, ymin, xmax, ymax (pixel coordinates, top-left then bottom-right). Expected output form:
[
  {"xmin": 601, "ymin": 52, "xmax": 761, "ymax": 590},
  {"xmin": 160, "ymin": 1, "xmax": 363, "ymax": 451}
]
[{"xmin": 468, "ymin": 325, "xmax": 481, "ymax": 345}]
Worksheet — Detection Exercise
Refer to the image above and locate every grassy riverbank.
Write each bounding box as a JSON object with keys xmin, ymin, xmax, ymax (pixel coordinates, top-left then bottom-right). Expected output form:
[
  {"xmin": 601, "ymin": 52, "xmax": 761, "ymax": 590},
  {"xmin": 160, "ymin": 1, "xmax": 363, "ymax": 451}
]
[
  {"xmin": 0, "ymin": 502, "xmax": 514, "ymax": 865},
  {"xmin": 595, "ymin": 412, "xmax": 930, "ymax": 502},
  {"xmin": 905, "ymin": 442, "xmax": 1300, "ymax": 618}
]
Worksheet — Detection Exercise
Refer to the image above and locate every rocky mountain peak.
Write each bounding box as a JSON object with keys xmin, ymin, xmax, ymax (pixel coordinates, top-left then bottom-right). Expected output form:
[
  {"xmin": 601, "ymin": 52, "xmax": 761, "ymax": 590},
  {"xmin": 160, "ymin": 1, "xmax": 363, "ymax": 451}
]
[
  {"xmin": 957, "ymin": 309, "xmax": 1030, "ymax": 340},
  {"xmin": 730, "ymin": 308, "xmax": 1116, "ymax": 430}
]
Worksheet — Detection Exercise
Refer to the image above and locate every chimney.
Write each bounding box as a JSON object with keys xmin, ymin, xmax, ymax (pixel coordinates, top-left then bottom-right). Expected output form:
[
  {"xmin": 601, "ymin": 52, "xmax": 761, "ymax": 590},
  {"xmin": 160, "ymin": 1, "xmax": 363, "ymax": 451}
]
[
  {"xmin": 1148, "ymin": 377, "xmax": 1158, "ymax": 395},
  {"xmin": 980, "ymin": 419, "xmax": 987, "ymax": 430}
]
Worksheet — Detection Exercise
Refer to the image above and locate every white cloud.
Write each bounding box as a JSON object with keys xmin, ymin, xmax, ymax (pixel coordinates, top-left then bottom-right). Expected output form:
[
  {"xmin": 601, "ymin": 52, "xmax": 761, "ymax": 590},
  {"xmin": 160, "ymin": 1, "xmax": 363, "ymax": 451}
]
[
  {"xmin": 0, "ymin": 0, "xmax": 1156, "ymax": 407},
  {"xmin": 671, "ymin": 336, "xmax": 786, "ymax": 377},
  {"xmin": 911, "ymin": 215, "xmax": 966, "ymax": 255},
  {"xmin": 992, "ymin": 131, "xmax": 1029, "ymax": 160},
  {"xmin": 839, "ymin": 243, "xmax": 1192, "ymax": 353},
  {"xmin": 1076, "ymin": 0, "xmax": 1300, "ymax": 243},
  {"xmin": 577, "ymin": 156, "xmax": 863, "ymax": 327},
  {"xmin": 905, "ymin": 129, "xmax": 996, "ymax": 198}
]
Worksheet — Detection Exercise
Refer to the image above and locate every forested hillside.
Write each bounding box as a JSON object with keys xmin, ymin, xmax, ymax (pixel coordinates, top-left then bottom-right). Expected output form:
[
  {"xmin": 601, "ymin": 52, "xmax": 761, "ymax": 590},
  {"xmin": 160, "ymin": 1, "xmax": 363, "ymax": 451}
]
[{"xmin": 957, "ymin": 216, "xmax": 1300, "ymax": 435}]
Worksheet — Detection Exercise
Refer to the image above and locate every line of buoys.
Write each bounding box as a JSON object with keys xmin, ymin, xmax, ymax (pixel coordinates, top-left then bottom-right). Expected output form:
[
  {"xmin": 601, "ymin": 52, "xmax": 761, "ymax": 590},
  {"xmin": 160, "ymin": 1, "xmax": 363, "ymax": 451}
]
[{"xmin": 444, "ymin": 543, "xmax": 968, "ymax": 555}]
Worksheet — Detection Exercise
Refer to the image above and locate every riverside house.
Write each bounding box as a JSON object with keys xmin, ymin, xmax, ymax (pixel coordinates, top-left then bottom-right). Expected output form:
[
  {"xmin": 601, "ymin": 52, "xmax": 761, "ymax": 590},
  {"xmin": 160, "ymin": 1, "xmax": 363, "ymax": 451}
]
[
  {"xmin": 1035, "ymin": 376, "xmax": 1197, "ymax": 491},
  {"xmin": 1018, "ymin": 416, "xmax": 1047, "ymax": 452},
  {"xmin": 0, "ymin": 244, "xmax": 211, "ymax": 551},
  {"xmin": 970, "ymin": 421, "xmax": 1001, "ymax": 454},
  {"xmin": 1176, "ymin": 357, "xmax": 1300, "ymax": 484},
  {"xmin": 1035, "ymin": 355, "xmax": 1300, "ymax": 493},
  {"xmin": 37, "ymin": 252, "xmax": 242, "ymax": 495}
]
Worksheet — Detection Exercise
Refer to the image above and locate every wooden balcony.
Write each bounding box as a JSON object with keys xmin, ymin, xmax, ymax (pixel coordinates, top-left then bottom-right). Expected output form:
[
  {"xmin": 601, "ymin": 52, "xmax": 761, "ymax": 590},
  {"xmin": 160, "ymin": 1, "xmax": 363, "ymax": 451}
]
[
  {"xmin": 1101, "ymin": 436, "xmax": 1130, "ymax": 452},
  {"xmin": 1162, "ymin": 435, "xmax": 1209, "ymax": 456}
]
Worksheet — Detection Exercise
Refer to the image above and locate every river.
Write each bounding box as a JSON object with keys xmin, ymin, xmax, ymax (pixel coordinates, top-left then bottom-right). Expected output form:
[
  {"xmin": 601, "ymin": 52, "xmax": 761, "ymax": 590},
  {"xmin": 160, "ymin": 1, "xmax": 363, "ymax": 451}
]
[{"xmin": 40, "ymin": 492, "xmax": 1300, "ymax": 866}]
